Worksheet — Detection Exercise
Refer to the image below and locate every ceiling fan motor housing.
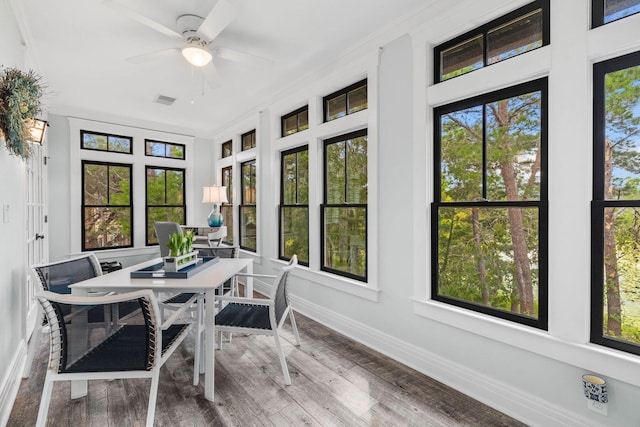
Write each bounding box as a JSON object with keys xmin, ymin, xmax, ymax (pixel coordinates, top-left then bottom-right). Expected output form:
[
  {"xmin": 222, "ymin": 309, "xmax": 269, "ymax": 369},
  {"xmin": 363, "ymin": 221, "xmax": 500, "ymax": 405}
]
[{"xmin": 177, "ymin": 14, "xmax": 208, "ymax": 45}]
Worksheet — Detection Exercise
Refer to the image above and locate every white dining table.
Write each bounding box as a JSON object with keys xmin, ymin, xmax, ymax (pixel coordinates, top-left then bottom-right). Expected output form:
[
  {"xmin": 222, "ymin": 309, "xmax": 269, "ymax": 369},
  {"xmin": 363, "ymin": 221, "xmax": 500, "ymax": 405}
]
[{"xmin": 69, "ymin": 256, "xmax": 253, "ymax": 402}]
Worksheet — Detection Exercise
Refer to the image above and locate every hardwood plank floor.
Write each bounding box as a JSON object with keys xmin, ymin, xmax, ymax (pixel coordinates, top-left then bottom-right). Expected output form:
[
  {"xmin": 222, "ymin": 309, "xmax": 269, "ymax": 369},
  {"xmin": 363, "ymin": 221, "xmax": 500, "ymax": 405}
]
[{"xmin": 8, "ymin": 308, "xmax": 526, "ymax": 426}]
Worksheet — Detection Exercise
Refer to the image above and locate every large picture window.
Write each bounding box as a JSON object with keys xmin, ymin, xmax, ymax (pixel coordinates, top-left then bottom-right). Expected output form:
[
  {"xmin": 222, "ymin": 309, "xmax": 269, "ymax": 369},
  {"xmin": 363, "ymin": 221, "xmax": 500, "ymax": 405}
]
[
  {"xmin": 82, "ymin": 161, "xmax": 133, "ymax": 250},
  {"xmin": 239, "ymin": 160, "xmax": 257, "ymax": 251},
  {"xmin": 322, "ymin": 130, "xmax": 367, "ymax": 281},
  {"xmin": 221, "ymin": 166, "xmax": 233, "ymax": 244},
  {"xmin": 434, "ymin": 0, "xmax": 549, "ymax": 82},
  {"xmin": 279, "ymin": 146, "xmax": 309, "ymax": 265},
  {"xmin": 432, "ymin": 78, "xmax": 548, "ymax": 329},
  {"xmin": 146, "ymin": 166, "xmax": 186, "ymax": 245},
  {"xmin": 592, "ymin": 51, "xmax": 640, "ymax": 355}
]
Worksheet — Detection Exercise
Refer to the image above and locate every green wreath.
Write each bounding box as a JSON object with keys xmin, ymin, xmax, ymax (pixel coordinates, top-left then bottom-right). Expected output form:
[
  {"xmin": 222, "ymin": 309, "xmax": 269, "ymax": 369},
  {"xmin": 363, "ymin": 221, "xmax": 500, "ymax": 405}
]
[{"xmin": 0, "ymin": 67, "xmax": 44, "ymax": 159}]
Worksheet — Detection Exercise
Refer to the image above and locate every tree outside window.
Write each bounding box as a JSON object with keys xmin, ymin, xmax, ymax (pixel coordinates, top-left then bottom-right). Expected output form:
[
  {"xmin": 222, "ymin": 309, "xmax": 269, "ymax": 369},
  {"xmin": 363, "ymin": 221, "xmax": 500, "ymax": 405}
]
[
  {"xmin": 240, "ymin": 160, "xmax": 257, "ymax": 251},
  {"xmin": 280, "ymin": 146, "xmax": 309, "ymax": 265},
  {"xmin": 146, "ymin": 166, "xmax": 185, "ymax": 245},
  {"xmin": 221, "ymin": 165, "xmax": 234, "ymax": 244},
  {"xmin": 433, "ymin": 79, "xmax": 548, "ymax": 328}
]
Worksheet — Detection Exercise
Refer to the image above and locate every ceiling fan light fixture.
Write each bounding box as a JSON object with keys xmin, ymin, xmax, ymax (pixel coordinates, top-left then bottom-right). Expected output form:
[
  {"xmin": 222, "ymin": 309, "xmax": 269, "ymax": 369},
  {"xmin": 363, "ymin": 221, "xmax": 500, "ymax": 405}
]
[{"xmin": 181, "ymin": 46, "xmax": 212, "ymax": 67}]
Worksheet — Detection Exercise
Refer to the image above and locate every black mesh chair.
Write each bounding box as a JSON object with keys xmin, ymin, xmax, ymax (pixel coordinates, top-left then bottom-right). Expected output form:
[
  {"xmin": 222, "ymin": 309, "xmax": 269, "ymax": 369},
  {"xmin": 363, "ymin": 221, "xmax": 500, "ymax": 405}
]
[
  {"xmin": 214, "ymin": 255, "xmax": 301, "ymax": 385},
  {"xmin": 35, "ymin": 289, "xmax": 191, "ymax": 427}
]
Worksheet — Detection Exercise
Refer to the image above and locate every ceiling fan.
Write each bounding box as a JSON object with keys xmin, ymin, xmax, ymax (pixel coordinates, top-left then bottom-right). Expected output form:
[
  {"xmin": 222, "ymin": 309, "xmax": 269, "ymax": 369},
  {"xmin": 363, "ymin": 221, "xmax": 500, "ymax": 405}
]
[{"xmin": 103, "ymin": 0, "xmax": 266, "ymax": 69}]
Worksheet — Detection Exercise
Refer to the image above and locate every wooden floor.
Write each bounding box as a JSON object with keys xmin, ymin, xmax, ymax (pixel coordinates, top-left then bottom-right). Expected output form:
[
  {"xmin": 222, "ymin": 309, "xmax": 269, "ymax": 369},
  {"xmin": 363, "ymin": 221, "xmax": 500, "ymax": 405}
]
[{"xmin": 8, "ymin": 308, "xmax": 526, "ymax": 426}]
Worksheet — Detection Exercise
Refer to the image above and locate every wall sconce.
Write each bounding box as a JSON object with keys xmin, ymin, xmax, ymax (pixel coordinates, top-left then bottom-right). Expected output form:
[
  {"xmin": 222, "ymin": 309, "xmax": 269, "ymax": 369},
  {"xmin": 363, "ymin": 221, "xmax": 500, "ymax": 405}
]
[
  {"xmin": 202, "ymin": 185, "xmax": 228, "ymax": 227},
  {"xmin": 27, "ymin": 118, "xmax": 48, "ymax": 144}
]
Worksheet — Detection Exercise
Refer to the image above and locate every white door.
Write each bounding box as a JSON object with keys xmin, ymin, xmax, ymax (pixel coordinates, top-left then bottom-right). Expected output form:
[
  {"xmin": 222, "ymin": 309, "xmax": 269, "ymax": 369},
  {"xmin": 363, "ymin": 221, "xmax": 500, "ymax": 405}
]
[{"xmin": 24, "ymin": 141, "xmax": 47, "ymax": 339}]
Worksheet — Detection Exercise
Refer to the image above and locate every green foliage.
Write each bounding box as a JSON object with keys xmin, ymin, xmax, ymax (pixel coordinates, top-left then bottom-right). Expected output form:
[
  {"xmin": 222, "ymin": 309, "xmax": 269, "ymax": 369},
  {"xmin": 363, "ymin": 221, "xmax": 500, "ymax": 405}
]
[{"xmin": 0, "ymin": 67, "xmax": 44, "ymax": 159}]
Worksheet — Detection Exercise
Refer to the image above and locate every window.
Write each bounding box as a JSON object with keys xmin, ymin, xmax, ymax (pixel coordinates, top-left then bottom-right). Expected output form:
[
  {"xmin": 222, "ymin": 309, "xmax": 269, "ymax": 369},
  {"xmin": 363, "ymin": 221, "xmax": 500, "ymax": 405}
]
[
  {"xmin": 281, "ymin": 106, "xmax": 309, "ymax": 137},
  {"xmin": 145, "ymin": 166, "xmax": 186, "ymax": 245},
  {"xmin": 241, "ymin": 130, "xmax": 256, "ymax": 151},
  {"xmin": 323, "ymin": 79, "xmax": 368, "ymax": 122},
  {"xmin": 592, "ymin": 51, "xmax": 640, "ymax": 355},
  {"xmin": 82, "ymin": 161, "xmax": 132, "ymax": 250},
  {"xmin": 322, "ymin": 130, "xmax": 367, "ymax": 281},
  {"xmin": 145, "ymin": 139, "xmax": 185, "ymax": 160},
  {"xmin": 280, "ymin": 146, "xmax": 309, "ymax": 265},
  {"xmin": 239, "ymin": 160, "xmax": 257, "ymax": 251},
  {"xmin": 432, "ymin": 78, "xmax": 548, "ymax": 329},
  {"xmin": 434, "ymin": 0, "xmax": 549, "ymax": 82},
  {"xmin": 221, "ymin": 140, "xmax": 232, "ymax": 158},
  {"xmin": 221, "ymin": 166, "xmax": 234, "ymax": 244},
  {"xmin": 81, "ymin": 130, "xmax": 132, "ymax": 154},
  {"xmin": 592, "ymin": 0, "xmax": 640, "ymax": 27}
]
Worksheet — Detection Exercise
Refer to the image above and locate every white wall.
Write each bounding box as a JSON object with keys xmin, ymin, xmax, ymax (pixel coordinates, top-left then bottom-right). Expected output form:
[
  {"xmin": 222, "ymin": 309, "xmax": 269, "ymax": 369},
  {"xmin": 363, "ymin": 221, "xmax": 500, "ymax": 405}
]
[{"xmin": 0, "ymin": 0, "xmax": 30, "ymax": 424}]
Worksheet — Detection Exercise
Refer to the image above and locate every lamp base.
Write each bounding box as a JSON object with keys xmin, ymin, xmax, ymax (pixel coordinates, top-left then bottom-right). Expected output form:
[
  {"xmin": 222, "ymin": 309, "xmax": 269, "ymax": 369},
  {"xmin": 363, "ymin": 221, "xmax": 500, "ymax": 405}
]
[{"xmin": 207, "ymin": 209, "xmax": 223, "ymax": 227}]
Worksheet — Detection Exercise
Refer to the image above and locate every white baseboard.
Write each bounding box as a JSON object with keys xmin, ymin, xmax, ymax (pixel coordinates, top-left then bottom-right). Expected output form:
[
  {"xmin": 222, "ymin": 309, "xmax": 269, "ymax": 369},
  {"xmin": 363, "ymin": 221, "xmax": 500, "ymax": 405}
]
[
  {"xmin": 0, "ymin": 340, "xmax": 27, "ymax": 427},
  {"xmin": 270, "ymin": 292, "xmax": 600, "ymax": 427}
]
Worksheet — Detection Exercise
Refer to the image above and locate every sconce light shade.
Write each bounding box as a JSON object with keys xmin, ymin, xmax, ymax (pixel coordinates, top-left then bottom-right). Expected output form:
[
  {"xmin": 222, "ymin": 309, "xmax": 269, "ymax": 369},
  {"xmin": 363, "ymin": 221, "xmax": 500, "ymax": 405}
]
[
  {"xmin": 27, "ymin": 118, "xmax": 47, "ymax": 144},
  {"xmin": 202, "ymin": 186, "xmax": 228, "ymax": 227},
  {"xmin": 182, "ymin": 46, "xmax": 213, "ymax": 67}
]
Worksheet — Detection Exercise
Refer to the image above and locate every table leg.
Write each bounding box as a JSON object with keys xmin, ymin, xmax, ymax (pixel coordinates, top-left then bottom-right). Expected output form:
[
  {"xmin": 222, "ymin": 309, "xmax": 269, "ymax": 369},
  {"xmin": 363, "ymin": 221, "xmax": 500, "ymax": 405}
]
[
  {"xmin": 204, "ymin": 287, "xmax": 216, "ymax": 401},
  {"xmin": 70, "ymin": 288, "xmax": 89, "ymax": 399},
  {"xmin": 244, "ymin": 263, "xmax": 253, "ymax": 297}
]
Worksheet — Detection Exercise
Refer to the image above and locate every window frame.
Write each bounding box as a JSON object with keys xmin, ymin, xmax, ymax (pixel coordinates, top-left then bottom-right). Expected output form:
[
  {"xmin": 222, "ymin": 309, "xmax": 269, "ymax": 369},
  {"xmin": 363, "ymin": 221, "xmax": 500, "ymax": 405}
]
[
  {"xmin": 433, "ymin": 0, "xmax": 550, "ymax": 83},
  {"xmin": 239, "ymin": 160, "xmax": 257, "ymax": 252},
  {"xmin": 279, "ymin": 145, "xmax": 309, "ymax": 266},
  {"xmin": 321, "ymin": 129, "xmax": 368, "ymax": 282},
  {"xmin": 80, "ymin": 130, "xmax": 133, "ymax": 154},
  {"xmin": 323, "ymin": 79, "xmax": 368, "ymax": 123},
  {"xmin": 221, "ymin": 165, "xmax": 234, "ymax": 245},
  {"xmin": 221, "ymin": 140, "xmax": 232, "ymax": 158},
  {"xmin": 144, "ymin": 165, "xmax": 186, "ymax": 246},
  {"xmin": 431, "ymin": 77, "xmax": 549, "ymax": 330},
  {"xmin": 241, "ymin": 130, "xmax": 256, "ymax": 151},
  {"xmin": 281, "ymin": 106, "xmax": 309, "ymax": 137},
  {"xmin": 81, "ymin": 160, "xmax": 133, "ymax": 251},
  {"xmin": 144, "ymin": 139, "xmax": 186, "ymax": 160},
  {"xmin": 591, "ymin": 50, "xmax": 640, "ymax": 355},
  {"xmin": 592, "ymin": 0, "xmax": 640, "ymax": 27}
]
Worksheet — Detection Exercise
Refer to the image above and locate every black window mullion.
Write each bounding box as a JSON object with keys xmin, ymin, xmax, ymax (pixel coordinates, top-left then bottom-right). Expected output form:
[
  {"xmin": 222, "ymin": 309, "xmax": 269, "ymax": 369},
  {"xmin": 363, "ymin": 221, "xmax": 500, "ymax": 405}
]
[
  {"xmin": 344, "ymin": 141, "xmax": 349, "ymax": 203},
  {"xmin": 482, "ymin": 104, "xmax": 487, "ymax": 200}
]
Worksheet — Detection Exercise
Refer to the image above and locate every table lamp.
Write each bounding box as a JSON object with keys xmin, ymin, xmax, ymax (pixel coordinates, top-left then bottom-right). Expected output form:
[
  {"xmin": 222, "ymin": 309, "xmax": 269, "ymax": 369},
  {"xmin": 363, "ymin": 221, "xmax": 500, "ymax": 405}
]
[{"xmin": 202, "ymin": 186, "xmax": 228, "ymax": 227}]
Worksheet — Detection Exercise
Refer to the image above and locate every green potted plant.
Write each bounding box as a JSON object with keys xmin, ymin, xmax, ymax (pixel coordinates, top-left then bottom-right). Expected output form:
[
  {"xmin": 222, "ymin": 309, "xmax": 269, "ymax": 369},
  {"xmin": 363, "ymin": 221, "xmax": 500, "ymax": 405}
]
[{"xmin": 0, "ymin": 67, "xmax": 44, "ymax": 159}]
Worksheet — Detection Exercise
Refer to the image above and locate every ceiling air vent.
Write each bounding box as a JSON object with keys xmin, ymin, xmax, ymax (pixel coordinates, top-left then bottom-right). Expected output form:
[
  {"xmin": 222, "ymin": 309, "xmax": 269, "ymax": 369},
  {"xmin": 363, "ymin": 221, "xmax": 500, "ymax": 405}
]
[{"xmin": 154, "ymin": 94, "xmax": 177, "ymax": 106}]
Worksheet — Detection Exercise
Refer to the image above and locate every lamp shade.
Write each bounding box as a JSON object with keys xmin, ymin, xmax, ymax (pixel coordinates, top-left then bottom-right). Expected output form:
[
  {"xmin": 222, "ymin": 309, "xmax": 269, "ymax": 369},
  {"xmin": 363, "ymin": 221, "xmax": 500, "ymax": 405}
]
[
  {"xmin": 182, "ymin": 46, "xmax": 213, "ymax": 67},
  {"xmin": 202, "ymin": 186, "xmax": 228, "ymax": 204}
]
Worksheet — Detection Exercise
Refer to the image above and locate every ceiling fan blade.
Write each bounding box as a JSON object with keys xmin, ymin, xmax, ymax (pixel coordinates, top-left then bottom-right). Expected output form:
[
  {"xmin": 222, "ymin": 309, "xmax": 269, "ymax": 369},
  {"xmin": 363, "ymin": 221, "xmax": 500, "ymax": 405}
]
[
  {"xmin": 102, "ymin": 0, "xmax": 182, "ymax": 39},
  {"xmin": 198, "ymin": 0, "xmax": 238, "ymax": 42},
  {"xmin": 126, "ymin": 48, "xmax": 180, "ymax": 64},
  {"xmin": 213, "ymin": 46, "xmax": 271, "ymax": 65}
]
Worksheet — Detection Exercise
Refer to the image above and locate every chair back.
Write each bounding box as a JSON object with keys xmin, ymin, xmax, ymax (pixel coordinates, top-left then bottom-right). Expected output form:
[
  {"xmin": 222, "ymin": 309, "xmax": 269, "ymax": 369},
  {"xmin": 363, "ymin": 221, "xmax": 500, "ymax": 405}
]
[
  {"xmin": 271, "ymin": 255, "xmax": 298, "ymax": 324},
  {"xmin": 37, "ymin": 290, "xmax": 161, "ymax": 374},
  {"xmin": 154, "ymin": 222, "xmax": 183, "ymax": 257},
  {"xmin": 32, "ymin": 254, "xmax": 102, "ymax": 294}
]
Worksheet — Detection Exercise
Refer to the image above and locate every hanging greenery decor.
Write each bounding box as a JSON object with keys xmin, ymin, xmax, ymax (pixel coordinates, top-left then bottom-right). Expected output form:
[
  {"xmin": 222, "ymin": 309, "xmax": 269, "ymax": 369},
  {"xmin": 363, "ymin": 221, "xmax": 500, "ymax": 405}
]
[{"xmin": 0, "ymin": 67, "xmax": 44, "ymax": 159}]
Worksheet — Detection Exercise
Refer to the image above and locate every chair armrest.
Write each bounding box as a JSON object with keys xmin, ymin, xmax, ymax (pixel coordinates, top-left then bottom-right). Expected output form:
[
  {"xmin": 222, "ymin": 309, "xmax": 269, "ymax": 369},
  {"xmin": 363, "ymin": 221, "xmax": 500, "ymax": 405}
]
[
  {"xmin": 234, "ymin": 273, "xmax": 277, "ymax": 280},
  {"xmin": 215, "ymin": 295, "xmax": 274, "ymax": 306},
  {"xmin": 161, "ymin": 293, "xmax": 199, "ymax": 330},
  {"xmin": 36, "ymin": 289, "xmax": 155, "ymax": 305}
]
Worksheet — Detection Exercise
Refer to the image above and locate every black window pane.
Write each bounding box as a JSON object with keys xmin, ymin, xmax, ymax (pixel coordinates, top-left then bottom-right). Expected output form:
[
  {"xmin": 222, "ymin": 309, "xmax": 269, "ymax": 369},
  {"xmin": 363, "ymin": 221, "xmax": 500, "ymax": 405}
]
[
  {"xmin": 298, "ymin": 150, "xmax": 309, "ymax": 204},
  {"xmin": 487, "ymin": 9, "xmax": 543, "ymax": 65},
  {"xmin": 486, "ymin": 91, "xmax": 541, "ymax": 201},
  {"xmin": 108, "ymin": 136, "xmax": 132, "ymax": 153},
  {"xmin": 168, "ymin": 143, "xmax": 185, "ymax": 159},
  {"xmin": 283, "ymin": 115, "xmax": 298, "ymax": 136},
  {"xmin": 146, "ymin": 141, "xmax": 164, "ymax": 156},
  {"xmin": 437, "ymin": 206, "xmax": 539, "ymax": 318},
  {"xmin": 323, "ymin": 206, "xmax": 366, "ymax": 278},
  {"xmin": 441, "ymin": 35, "xmax": 484, "ymax": 81},
  {"xmin": 222, "ymin": 141, "xmax": 232, "ymax": 158},
  {"xmin": 83, "ymin": 164, "xmax": 108, "ymax": 205},
  {"xmin": 146, "ymin": 168, "xmax": 165, "ymax": 205},
  {"xmin": 605, "ymin": 64, "xmax": 640, "ymax": 200},
  {"xmin": 326, "ymin": 141, "xmax": 346, "ymax": 204},
  {"xmin": 222, "ymin": 166, "xmax": 233, "ymax": 203},
  {"xmin": 347, "ymin": 85, "xmax": 367, "ymax": 114},
  {"xmin": 83, "ymin": 133, "xmax": 107, "ymax": 150},
  {"xmin": 326, "ymin": 94, "xmax": 347, "ymax": 121},
  {"xmin": 108, "ymin": 166, "xmax": 131, "ymax": 205},
  {"xmin": 283, "ymin": 152, "xmax": 297, "ymax": 205},
  {"xmin": 240, "ymin": 206, "xmax": 257, "ymax": 250},
  {"xmin": 242, "ymin": 162, "xmax": 256, "ymax": 204},
  {"xmin": 147, "ymin": 207, "xmax": 185, "ymax": 244},
  {"xmin": 346, "ymin": 136, "xmax": 368, "ymax": 204},
  {"xmin": 83, "ymin": 207, "xmax": 132, "ymax": 249},
  {"xmin": 281, "ymin": 206, "xmax": 309, "ymax": 264},
  {"xmin": 221, "ymin": 205, "xmax": 233, "ymax": 243},
  {"xmin": 165, "ymin": 170, "xmax": 184, "ymax": 203},
  {"xmin": 605, "ymin": 0, "xmax": 640, "ymax": 23},
  {"xmin": 242, "ymin": 131, "xmax": 256, "ymax": 151},
  {"xmin": 299, "ymin": 109, "xmax": 309, "ymax": 131},
  {"xmin": 440, "ymin": 106, "xmax": 483, "ymax": 202}
]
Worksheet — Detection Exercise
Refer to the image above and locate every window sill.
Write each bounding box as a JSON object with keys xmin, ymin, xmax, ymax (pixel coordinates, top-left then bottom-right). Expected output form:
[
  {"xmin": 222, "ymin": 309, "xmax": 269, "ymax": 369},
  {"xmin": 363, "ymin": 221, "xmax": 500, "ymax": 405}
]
[
  {"xmin": 269, "ymin": 258, "xmax": 379, "ymax": 302},
  {"xmin": 71, "ymin": 246, "xmax": 159, "ymax": 259},
  {"xmin": 412, "ymin": 298, "xmax": 640, "ymax": 387}
]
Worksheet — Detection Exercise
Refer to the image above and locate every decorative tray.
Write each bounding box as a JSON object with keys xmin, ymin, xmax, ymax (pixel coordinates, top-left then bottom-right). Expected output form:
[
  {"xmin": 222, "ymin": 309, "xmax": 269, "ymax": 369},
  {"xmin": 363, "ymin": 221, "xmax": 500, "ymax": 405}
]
[{"xmin": 130, "ymin": 256, "xmax": 219, "ymax": 279}]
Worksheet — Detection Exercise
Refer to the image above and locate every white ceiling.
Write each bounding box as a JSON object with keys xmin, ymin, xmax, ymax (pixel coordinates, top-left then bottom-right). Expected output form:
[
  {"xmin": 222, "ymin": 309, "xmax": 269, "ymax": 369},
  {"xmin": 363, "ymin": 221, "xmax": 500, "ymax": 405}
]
[{"xmin": 15, "ymin": 0, "xmax": 431, "ymax": 136}]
